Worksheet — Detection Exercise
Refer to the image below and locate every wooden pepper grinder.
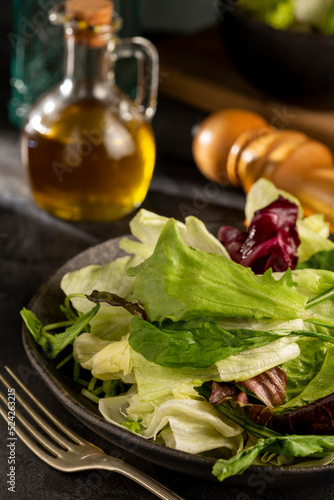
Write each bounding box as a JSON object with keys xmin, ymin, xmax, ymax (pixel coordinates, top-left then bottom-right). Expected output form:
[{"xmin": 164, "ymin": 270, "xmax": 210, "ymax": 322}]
[{"xmin": 193, "ymin": 109, "xmax": 334, "ymax": 231}]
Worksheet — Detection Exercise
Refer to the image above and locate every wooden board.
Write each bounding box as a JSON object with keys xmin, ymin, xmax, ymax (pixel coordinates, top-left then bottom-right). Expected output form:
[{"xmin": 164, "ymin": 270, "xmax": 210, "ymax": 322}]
[{"xmin": 157, "ymin": 26, "xmax": 334, "ymax": 151}]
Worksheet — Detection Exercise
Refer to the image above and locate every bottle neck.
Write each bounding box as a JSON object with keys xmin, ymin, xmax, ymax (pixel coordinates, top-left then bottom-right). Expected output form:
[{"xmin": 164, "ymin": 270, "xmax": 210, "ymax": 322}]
[{"xmin": 64, "ymin": 34, "xmax": 112, "ymax": 87}]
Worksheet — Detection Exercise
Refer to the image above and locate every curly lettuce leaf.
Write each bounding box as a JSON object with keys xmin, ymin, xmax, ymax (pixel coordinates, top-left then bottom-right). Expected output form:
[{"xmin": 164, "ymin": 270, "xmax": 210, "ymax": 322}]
[
  {"xmin": 119, "ymin": 209, "xmax": 230, "ymax": 261},
  {"xmin": 61, "ymin": 256, "xmax": 139, "ymax": 340},
  {"xmin": 99, "ymin": 389, "xmax": 243, "ymax": 455},
  {"xmin": 60, "ymin": 209, "xmax": 229, "ymax": 341},
  {"xmin": 128, "ymin": 218, "xmax": 308, "ymax": 323}
]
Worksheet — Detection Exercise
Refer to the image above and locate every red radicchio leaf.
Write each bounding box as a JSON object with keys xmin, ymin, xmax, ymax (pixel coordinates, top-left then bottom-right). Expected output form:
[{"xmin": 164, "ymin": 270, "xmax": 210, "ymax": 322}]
[
  {"xmin": 247, "ymin": 405, "xmax": 273, "ymax": 426},
  {"xmin": 238, "ymin": 366, "xmax": 287, "ymax": 408},
  {"xmin": 269, "ymin": 393, "xmax": 334, "ymax": 435},
  {"xmin": 218, "ymin": 196, "xmax": 300, "ymax": 274},
  {"xmin": 209, "ymin": 366, "xmax": 287, "ymax": 409},
  {"xmin": 236, "ymin": 391, "xmax": 248, "ymax": 404},
  {"xmin": 209, "ymin": 381, "xmax": 238, "ymax": 405}
]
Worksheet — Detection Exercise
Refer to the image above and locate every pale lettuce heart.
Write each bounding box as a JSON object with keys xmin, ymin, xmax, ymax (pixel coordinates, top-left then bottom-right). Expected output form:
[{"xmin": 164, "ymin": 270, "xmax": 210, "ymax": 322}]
[
  {"xmin": 73, "ymin": 332, "xmax": 112, "ymax": 364},
  {"xmin": 99, "ymin": 392, "xmax": 244, "ymax": 457},
  {"xmin": 141, "ymin": 399, "xmax": 243, "ymax": 444},
  {"xmin": 61, "ymin": 255, "xmax": 141, "ymax": 340},
  {"xmin": 119, "ymin": 208, "xmax": 230, "ymax": 260},
  {"xmin": 98, "ymin": 385, "xmax": 139, "ymax": 427},
  {"xmin": 125, "ymin": 392, "xmax": 159, "ymax": 428},
  {"xmin": 215, "ymin": 336, "xmax": 300, "ymax": 382},
  {"xmin": 73, "ymin": 333, "xmax": 135, "ymax": 383},
  {"xmin": 292, "ymin": 268, "xmax": 334, "ymax": 294},
  {"xmin": 160, "ymin": 416, "xmax": 243, "ymax": 455},
  {"xmin": 297, "ymin": 215, "xmax": 334, "ymax": 262},
  {"xmin": 131, "ymin": 349, "xmax": 219, "ymax": 402}
]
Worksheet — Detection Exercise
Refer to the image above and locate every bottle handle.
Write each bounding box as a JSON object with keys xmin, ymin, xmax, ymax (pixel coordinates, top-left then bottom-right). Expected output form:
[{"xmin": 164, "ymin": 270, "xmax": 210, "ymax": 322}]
[{"xmin": 113, "ymin": 37, "xmax": 159, "ymax": 121}]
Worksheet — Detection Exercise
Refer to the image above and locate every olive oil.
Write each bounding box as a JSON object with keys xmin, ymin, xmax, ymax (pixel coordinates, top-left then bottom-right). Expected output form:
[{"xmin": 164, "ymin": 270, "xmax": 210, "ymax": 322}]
[{"xmin": 22, "ymin": 99, "xmax": 156, "ymax": 221}]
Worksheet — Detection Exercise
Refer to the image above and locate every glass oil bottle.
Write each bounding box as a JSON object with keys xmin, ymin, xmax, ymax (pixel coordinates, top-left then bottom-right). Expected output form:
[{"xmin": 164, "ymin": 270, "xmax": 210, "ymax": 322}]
[{"xmin": 21, "ymin": 1, "xmax": 158, "ymax": 221}]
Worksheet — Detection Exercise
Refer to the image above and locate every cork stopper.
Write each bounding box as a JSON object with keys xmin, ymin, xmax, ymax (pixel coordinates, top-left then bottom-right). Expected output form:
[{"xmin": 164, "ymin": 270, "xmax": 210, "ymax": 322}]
[
  {"xmin": 66, "ymin": 0, "xmax": 113, "ymax": 26},
  {"xmin": 65, "ymin": 0, "xmax": 114, "ymax": 47}
]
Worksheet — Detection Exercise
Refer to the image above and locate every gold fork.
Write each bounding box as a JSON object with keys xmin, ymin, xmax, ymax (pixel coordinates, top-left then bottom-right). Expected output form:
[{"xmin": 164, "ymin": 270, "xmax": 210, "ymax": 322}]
[{"xmin": 0, "ymin": 366, "xmax": 185, "ymax": 500}]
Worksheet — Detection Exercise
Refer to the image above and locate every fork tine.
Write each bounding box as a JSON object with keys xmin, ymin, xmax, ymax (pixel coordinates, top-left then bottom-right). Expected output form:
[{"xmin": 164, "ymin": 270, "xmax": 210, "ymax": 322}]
[
  {"xmin": 0, "ymin": 373, "xmax": 76, "ymax": 451},
  {"xmin": 4, "ymin": 366, "xmax": 86, "ymax": 445},
  {"xmin": 0, "ymin": 401, "xmax": 62, "ymax": 467},
  {"xmin": 0, "ymin": 388, "xmax": 64, "ymax": 457}
]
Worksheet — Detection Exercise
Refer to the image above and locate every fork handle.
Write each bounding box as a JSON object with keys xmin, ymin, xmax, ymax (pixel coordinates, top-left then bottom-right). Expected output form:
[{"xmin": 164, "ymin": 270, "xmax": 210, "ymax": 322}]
[{"xmin": 97, "ymin": 457, "xmax": 185, "ymax": 500}]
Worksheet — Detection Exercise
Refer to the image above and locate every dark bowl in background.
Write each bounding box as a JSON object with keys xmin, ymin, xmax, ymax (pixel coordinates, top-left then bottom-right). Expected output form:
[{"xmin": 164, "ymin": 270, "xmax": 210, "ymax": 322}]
[{"xmin": 218, "ymin": 2, "xmax": 334, "ymax": 99}]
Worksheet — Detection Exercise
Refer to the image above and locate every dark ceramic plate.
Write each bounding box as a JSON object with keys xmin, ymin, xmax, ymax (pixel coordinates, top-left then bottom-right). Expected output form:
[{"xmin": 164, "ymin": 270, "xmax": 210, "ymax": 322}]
[{"xmin": 22, "ymin": 236, "xmax": 334, "ymax": 487}]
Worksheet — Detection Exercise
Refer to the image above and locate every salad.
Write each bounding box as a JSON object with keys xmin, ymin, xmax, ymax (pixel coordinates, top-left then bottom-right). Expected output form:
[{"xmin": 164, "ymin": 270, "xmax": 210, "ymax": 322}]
[
  {"xmin": 239, "ymin": 0, "xmax": 334, "ymax": 34},
  {"xmin": 21, "ymin": 179, "xmax": 334, "ymax": 482}
]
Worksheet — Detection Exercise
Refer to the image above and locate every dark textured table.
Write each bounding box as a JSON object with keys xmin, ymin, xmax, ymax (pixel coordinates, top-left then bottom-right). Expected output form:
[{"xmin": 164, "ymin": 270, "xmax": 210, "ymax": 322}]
[{"xmin": 0, "ymin": 97, "xmax": 333, "ymax": 500}]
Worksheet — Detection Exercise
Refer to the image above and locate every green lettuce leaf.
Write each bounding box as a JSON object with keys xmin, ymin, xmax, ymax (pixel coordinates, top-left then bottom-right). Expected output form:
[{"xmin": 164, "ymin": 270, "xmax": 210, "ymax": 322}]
[
  {"xmin": 289, "ymin": 268, "xmax": 334, "ymax": 328},
  {"xmin": 278, "ymin": 339, "xmax": 334, "ymax": 411},
  {"xmin": 131, "ymin": 348, "xmax": 219, "ymax": 402},
  {"xmin": 212, "ymin": 435, "xmax": 334, "ymax": 482},
  {"xmin": 297, "ymin": 249, "xmax": 334, "ymax": 271},
  {"xmin": 129, "ymin": 316, "xmax": 301, "ymax": 370},
  {"xmin": 128, "ymin": 218, "xmax": 308, "ymax": 323},
  {"xmin": 60, "ymin": 209, "xmax": 229, "ymax": 341},
  {"xmin": 119, "ymin": 208, "xmax": 230, "ymax": 260},
  {"xmin": 21, "ymin": 304, "xmax": 100, "ymax": 359},
  {"xmin": 98, "ymin": 386, "xmax": 140, "ymax": 428},
  {"xmin": 297, "ymin": 215, "xmax": 334, "ymax": 262}
]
